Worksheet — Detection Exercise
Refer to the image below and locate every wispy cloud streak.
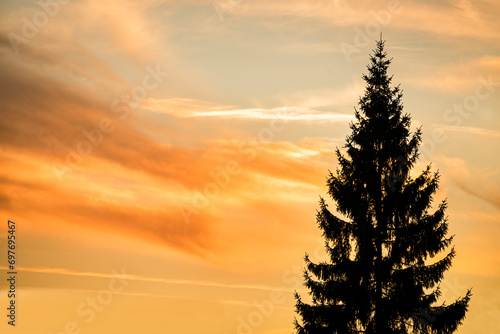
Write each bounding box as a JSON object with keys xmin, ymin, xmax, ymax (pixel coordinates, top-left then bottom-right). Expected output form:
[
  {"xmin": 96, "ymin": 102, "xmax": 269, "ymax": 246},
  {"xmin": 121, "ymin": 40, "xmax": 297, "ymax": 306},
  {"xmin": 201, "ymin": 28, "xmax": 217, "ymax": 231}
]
[
  {"xmin": 143, "ymin": 98, "xmax": 355, "ymax": 122},
  {"xmin": 1, "ymin": 266, "xmax": 292, "ymax": 292}
]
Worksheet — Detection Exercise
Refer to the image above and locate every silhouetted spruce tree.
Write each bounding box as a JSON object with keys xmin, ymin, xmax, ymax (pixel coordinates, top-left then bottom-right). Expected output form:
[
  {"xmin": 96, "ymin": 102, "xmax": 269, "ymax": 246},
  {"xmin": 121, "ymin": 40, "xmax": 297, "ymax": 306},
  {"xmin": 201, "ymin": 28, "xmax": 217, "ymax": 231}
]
[{"xmin": 294, "ymin": 39, "xmax": 471, "ymax": 334}]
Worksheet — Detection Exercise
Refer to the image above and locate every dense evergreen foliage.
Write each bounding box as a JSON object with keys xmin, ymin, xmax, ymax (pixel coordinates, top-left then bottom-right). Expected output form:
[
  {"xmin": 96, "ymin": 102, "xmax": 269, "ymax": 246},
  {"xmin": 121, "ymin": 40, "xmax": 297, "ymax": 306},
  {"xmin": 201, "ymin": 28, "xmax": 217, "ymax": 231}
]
[{"xmin": 294, "ymin": 39, "xmax": 471, "ymax": 334}]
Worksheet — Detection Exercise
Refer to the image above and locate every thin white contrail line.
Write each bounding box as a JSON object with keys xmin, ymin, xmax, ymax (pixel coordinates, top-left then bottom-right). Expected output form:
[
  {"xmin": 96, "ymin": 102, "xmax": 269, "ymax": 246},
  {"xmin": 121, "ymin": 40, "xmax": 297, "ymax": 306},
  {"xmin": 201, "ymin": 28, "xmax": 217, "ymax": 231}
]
[{"xmin": 0, "ymin": 266, "xmax": 296, "ymax": 292}]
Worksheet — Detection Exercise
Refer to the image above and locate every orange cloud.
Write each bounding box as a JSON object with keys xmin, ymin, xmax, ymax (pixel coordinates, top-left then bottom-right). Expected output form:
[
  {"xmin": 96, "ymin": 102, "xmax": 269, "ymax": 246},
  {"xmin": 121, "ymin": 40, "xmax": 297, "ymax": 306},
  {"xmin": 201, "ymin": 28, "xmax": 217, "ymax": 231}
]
[
  {"xmin": 407, "ymin": 56, "xmax": 500, "ymax": 93},
  {"xmin": 238, "ymin": 0, "xmax": 500, "ymax": 41},
  {"xmin": 1, "ymin": 38, "xmax": 335, "ymax": 267}
]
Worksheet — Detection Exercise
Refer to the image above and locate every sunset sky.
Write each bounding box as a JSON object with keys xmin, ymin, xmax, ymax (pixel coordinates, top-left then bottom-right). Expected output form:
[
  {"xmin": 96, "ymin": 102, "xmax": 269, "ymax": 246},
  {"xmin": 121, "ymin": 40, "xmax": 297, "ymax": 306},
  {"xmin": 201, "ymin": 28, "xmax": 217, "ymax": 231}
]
[{"xmin": 1, "ymin": 0, "xmax": 499, "ymax": 333}]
